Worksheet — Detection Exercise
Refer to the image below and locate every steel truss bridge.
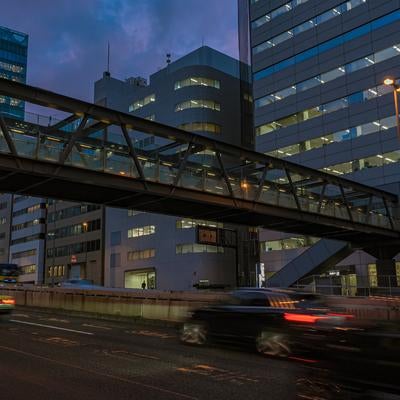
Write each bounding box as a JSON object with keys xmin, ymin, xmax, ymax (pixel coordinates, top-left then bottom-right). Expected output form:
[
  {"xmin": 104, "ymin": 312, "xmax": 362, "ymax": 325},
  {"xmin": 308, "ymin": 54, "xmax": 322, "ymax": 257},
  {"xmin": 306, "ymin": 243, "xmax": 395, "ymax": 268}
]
[{"xmin": 0, "ymin": 78, "xmax": 399, "ymax": 245}]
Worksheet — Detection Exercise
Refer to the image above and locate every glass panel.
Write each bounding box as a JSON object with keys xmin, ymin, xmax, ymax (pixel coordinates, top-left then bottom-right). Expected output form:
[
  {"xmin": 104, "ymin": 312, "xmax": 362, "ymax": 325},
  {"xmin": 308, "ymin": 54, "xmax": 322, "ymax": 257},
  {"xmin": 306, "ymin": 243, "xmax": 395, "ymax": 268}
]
[
  {"xmin": 39, "ymin": 134, "xmax": 66, "ymax": 162},
  {"xmin": 293, "ymin": 20, "xmax": 315, "ymax": 35},
  {"xmin": 320, "ymin": 67, "xmax": 345, "ymax": 83},
  {"xmin": 297, "ymin": 77, "xmax": 320, "ymax": 92}
]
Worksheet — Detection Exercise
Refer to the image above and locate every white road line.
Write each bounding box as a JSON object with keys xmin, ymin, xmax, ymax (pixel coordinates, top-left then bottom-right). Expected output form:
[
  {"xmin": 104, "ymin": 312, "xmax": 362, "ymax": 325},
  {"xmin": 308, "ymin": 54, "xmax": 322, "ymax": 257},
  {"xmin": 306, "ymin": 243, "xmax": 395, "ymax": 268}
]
[
  {"xmin": 82, "ymin": 323, "xmax": 112, "ymax": 330},
  {"xmin": 10, "ymin": 320, "xmax": 94, "ymax": 336}
]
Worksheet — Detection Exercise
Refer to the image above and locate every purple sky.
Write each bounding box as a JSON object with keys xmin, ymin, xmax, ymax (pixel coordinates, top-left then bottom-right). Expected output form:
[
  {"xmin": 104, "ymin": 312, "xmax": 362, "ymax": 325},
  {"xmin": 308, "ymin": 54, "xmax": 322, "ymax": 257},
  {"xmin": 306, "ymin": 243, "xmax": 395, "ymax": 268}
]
[{"xmin": 1, "ymin": 0, "xmax": 238, "ymax": 102}]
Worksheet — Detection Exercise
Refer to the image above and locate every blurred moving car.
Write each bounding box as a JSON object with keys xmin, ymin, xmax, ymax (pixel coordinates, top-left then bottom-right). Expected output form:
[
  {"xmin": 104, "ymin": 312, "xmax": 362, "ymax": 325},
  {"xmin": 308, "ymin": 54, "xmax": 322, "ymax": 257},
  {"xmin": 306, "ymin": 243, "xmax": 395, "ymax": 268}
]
[
  {"xmin": 0, "ymin": 294, "xmax": 15, "ymax": 316},
  {"xmin": 57, "ymin": 279, "xmax": 104, "ymax": 289},
  {"xmin": 322, "ymin": 319, "xmax": 400, "ymax": 397},
  {"xmin": 180, "ymin": 288, "xmax": 352, "ymax": 357}
]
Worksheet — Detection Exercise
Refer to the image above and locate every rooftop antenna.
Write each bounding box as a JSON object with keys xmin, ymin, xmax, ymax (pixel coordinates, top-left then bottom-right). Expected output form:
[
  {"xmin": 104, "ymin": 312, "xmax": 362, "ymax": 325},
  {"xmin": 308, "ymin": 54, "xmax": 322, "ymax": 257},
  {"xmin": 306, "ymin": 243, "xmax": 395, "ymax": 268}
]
[{"xmin": 104, "ymin": 42, "xmax": 111, "ymax": 77}]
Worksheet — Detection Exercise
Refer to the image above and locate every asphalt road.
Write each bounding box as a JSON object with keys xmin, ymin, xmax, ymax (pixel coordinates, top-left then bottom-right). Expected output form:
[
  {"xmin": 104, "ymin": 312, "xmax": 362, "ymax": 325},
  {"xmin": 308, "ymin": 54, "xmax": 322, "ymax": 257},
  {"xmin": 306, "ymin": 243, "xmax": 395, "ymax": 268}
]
[
  {"xmin": 4, "ymin": 308, "xmax": 397, "ymax": 400},
  {"xmin": 0, "ymin": 308, "xmax": 329, "ymax": 400}
]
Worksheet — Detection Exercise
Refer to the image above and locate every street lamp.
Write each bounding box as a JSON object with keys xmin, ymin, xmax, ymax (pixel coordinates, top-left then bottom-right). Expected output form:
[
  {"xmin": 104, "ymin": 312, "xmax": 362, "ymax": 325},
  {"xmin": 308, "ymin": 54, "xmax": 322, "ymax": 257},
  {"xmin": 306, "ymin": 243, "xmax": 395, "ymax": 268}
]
[
  {"xmin": 383, "ymin": 77, "xmax": 400, "ymax": 139},
  {"xmin": 82, "ymin": 222, "xmax": 88, "ymax": 279}
]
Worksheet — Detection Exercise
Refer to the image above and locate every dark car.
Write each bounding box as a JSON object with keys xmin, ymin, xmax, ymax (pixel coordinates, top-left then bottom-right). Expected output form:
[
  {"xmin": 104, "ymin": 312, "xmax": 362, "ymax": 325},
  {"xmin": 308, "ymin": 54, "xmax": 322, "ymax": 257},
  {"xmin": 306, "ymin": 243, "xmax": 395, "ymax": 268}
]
[
  {"xmin": 321, "ymin": 320, "xmax": 400, "ymax": 397},
  {"xmin": 180, "ymin": 288, "xmax": 352, "ymax": 357}
]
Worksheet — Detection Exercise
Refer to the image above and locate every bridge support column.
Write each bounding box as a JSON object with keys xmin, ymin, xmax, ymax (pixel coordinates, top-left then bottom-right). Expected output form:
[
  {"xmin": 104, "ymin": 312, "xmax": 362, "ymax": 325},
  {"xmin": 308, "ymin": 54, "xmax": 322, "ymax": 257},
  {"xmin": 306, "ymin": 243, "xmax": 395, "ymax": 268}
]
[
  {"xmin": 376, "ymin": 259, "xmax": 397, "ymax": 288},
  {"xmin": 364, "ymin": 243, "xmax": 400, "ymax": 289}
]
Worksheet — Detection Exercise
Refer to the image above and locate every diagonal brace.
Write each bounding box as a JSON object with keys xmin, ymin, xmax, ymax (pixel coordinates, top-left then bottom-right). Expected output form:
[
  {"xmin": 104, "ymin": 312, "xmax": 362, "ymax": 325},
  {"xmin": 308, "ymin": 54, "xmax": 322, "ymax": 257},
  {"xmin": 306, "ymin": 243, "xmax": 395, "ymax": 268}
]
[
  {"xmin": 120, "ymin": 124, "xmax": 147, "ymax": 189},
  {"xmin": 58, "ymin": 115, "xmax": 89, "ymax": 164}
]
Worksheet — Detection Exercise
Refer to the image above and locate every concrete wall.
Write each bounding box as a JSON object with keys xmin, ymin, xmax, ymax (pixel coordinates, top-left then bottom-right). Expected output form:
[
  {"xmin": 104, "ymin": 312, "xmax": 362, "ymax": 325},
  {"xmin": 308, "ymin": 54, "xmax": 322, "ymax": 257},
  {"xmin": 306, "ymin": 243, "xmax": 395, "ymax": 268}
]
[{"xmin": 1, "ymin": 286, "xmax": 400, "ymax": 322}]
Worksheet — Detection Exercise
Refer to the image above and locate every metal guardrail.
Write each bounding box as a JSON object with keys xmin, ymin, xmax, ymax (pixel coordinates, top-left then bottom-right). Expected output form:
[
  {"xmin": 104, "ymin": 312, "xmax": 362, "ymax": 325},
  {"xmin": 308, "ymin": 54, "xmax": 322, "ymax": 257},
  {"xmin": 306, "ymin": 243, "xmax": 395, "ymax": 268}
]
[{"xmin": 293, "ymin": 274, "xmax": 400, "ymax": 297}]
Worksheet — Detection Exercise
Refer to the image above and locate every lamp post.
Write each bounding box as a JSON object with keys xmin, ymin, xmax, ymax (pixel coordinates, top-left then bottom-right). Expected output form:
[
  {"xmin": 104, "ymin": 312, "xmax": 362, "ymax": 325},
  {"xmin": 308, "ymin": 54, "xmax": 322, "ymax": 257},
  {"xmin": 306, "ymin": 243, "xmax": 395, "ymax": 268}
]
[
  {"xmin": 383, "ymin": 78, "xmax": 400, "ymax": 140},
  {"xmin": 82, "ymin": 222, "xmax": 88, "ymax": 279}
]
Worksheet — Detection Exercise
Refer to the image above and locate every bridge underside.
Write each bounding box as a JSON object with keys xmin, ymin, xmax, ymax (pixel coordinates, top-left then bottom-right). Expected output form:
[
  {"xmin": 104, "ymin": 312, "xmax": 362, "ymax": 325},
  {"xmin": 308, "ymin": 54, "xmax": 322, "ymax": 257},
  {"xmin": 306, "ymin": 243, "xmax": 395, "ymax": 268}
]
[
  {"xmin": 0, "ymin": 78, "xmax": 398, "ymax": 246},
  {"xmin": 0, "ymin": 154, "xmax": 397, "ymax": 245}
]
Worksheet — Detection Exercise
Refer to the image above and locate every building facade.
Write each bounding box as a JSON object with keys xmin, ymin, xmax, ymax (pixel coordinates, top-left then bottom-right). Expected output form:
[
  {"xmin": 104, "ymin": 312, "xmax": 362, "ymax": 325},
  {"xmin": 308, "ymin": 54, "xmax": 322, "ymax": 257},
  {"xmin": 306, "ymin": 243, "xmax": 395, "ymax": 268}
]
[
  {"xmin": 44, "ymin": 200, "xmax": 104, "ymax": 285},
  {"xmin": 10, "ymin": 196, "xmax": 46, "ymax": 283},
  {"xmin": 0, "ymin": 26, "xmax": 28, "ymax": 265},
  {"xmin": 0, "ymin": 26, "xmax": 27, "ymax": 118},
  {"xmin": 95, "ymin": 46, "xmax": 254, "ymax": 290},
  {"xmin": 0, "ymin": 26, "xmax": 47, "ymax": 283},
  {"xmin": 247, "ymin": 0, "xmax": 400, "ymax": 285}
]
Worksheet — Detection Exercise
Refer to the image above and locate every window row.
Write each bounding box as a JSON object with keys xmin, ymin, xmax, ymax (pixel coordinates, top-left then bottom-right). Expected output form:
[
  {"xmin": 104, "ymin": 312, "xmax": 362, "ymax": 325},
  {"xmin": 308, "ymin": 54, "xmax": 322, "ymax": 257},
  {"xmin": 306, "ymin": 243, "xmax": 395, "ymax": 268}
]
[
  {"xmin": 13, "ymin": 195, "xmax": 30, "ymax": 203},
  {"xmin": 0, "ymin": 96, "xmax": 22, "ymax": 106},
  {"xmin": 255, "ymin": 42, "xmax": 400, "ymax": 109},
  {"xmin": 255, "ymin": 83, "xmax": 391, "ymax": 136},
  {"xmin": 174, "ymin": 77, "xmax": 220, "ymax": 90},
  {"xmin": 260, "ymin": 236, "xmax": 319, "ymax": 252},
  {"xmin": 11, "ymin": 248, "xmax": 36, "ymax": 259},
  {"xmin": 48, "ymin": 219, "xmax": 101, "ymax": 239},
  {"xmin": 176, "ymin": 243, "xmax": 224, "ymax": 254},
  {"xmin": 175, "ymin": 99, "xmax": 220, "ymax": 112},
  {"xmin": 0, "ymin": 38, "xmax": 27, "ymax": 56},
  {"xmin": 322, "ymin": 150, "xmax": 400, "ymax": 176},
  {"xmin": 12, "ymin": 218, "xmax": 44, "ymax": 231},
  {"xmin": 128, "ymin": 209, "xmax": 144, "ymax": 217},
  {"xmin": 176, "ymin": 219, "xmax": 223, "ymax": 229},
  {"xmin": 253, "ymin": 0, "xmax": 366, "ymax": 55},
  {"xmin": 48, "ymin": 204, "xmax": 101, "ymax": 223},
  {"xmin": 20, "ymin": 264, "xmax": 37, "ymax": 275},
  {"xmin": 178, "ymin": 122, "xmax": 221, "ymax": 134},
  {"xmin": 0, "ymin": 201, "xmax": 7, "ymax": 210},
  {"xmin": 254, "ymin": 10, "xmax": 400, "ymax": 80},
  {"xmin": 48, "ymin": 265, "xmax": 65, "ymax": 277},
  {"xmin": 0, "ymin": 60, "xmax": 24, "ymax": 74},
  {"xmin": 0, "ymin": 49, "xmax": 27, "ymax": 64},
  {"xmin": 0, "ymin": 72, "xmax": 23, "ymax": 83},
  {"xmin": 135, "ymin": 135, "xmax": 155, "ymax": 149},
  {"xmin": 266, "ymin": 115, "xmax": 396, "ymax": 159},
  {"xmin": 128, "ymin": 225, "xmax": 155, "ymax": 238},
  {"xmin": 127, "ymin": 248, "xmax": 155, "ymax": 261},
  {"xmin": 46, "ymin": 239, "xmax": 101, "ymax": 258},
  {"xmin": 12, "ymin": 202, "xmax": 45, "ymax": 217},
  {"xmin": 0, "ymin": 232, "xmax": 5, "ymax": 240},
  {"xmin": 11, "ymin": 233, "xmax": 44, "ymax": 246},
  {"xmin": 129, "ymin": 94, "xmax": 156, "ymax": 112},
  {"xmin": 251, "ymin": 0, "xmax": 309, "ymax": 29}
]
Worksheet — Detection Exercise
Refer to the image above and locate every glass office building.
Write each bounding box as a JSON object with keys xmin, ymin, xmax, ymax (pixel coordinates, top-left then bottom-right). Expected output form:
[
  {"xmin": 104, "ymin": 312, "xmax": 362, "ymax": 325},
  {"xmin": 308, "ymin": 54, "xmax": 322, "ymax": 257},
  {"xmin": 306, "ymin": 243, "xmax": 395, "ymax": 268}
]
[
  {"xmin": 246, "ymin": 0, "xmax": 400, "ymax": 286},
  {"xmin": 0, "ymin": 26, "xmax": 28, "ymax": 118}
]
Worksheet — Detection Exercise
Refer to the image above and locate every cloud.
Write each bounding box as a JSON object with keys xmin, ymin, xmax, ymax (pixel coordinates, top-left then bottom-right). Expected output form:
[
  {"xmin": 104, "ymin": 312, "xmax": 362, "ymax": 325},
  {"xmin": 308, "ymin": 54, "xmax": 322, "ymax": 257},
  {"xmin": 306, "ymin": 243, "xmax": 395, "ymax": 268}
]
[{"xmin": 0, "ymin": 0, "xmax": 238, "ymax": 102}]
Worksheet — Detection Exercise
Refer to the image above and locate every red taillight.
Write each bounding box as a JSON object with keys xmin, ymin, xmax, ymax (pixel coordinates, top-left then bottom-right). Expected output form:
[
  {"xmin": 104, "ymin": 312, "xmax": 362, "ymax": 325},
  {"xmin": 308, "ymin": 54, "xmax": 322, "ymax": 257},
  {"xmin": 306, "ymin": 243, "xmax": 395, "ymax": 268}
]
[
  {"xmin": 284, "ymin": 313, "xmax": 324, "ymax": 324},
  {"xmin": 1, "ymin": 298, "xmax": 15, "ymax": 305},
  {"xmin": 327, "ymin": 313, "xmax": 354, "ymax": 320}
]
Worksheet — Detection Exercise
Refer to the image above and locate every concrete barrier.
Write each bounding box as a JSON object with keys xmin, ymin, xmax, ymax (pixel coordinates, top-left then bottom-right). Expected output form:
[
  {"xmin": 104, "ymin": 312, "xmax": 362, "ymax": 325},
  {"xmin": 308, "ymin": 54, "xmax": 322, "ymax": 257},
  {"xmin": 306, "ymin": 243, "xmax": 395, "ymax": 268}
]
[
  {"xmin": 0, "ymin": 286, "xmax": 222, "ymax": 322},
  {"xmin": 1, "ymin": 286, "xmax": 399, "ymax": 322}
]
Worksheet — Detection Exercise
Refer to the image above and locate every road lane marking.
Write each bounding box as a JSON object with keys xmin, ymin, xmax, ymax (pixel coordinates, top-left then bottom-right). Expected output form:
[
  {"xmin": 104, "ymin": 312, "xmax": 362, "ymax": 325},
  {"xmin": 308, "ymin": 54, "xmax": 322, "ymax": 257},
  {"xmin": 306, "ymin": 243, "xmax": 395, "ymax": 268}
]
[
  {"xmin": 10, "ymin": 320, "xmax": 94, "ymax": 335},
  {"xmin": 125, "ymin": 329, "xmax": 175, "ymax": 339},
  {"xmin": 0, "ymin": 344, "xmax": 198, "ymax": 400},
  {"xmin": 177, "ymin": 364, "xmax": 259, "ymax": 385},
  {"xmin": 107, "ymin": 349, "xmax": 160, "ymax": 361},
  {"xmin": 12, "ymin": 313, "xmax": 30, "ymax": 318},
  {"xmin": 38, "ymin": 336, "xmax": 80, "ymax": 347},
  {"xmin": 82, "ymin": 323, "xmax": 112, "ymax": 330},
  {"xmin": 44, "ymin": 317, "xmax": 70, "ymax": 323}
]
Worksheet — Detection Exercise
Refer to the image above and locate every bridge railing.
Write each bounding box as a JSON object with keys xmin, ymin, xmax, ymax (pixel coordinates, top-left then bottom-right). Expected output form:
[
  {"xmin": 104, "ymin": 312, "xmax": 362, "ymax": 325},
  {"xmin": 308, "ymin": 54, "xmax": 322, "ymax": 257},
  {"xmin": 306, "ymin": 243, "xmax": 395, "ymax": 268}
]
[{"xmin": 0, "ymin": 110, "xmax": 399, "ymax": 233}]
